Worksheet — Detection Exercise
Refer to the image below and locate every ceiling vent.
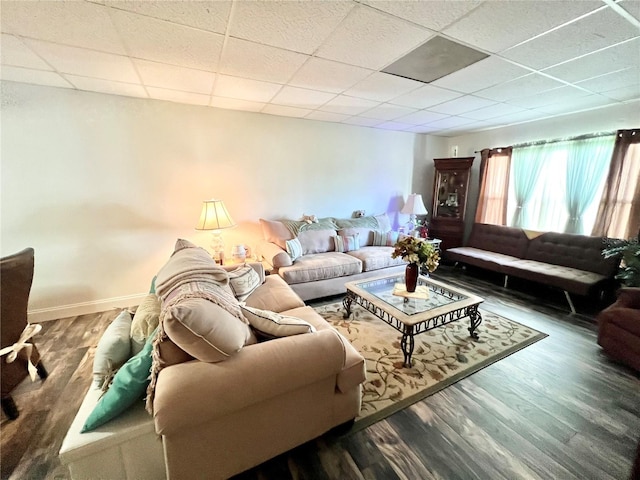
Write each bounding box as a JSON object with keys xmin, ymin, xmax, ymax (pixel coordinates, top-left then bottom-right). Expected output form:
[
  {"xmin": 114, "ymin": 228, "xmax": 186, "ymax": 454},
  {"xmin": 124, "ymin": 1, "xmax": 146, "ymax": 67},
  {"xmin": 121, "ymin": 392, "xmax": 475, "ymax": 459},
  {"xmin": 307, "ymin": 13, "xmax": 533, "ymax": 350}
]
[{"xmin": 382, "ymin": 35, "xmax": 489, "ymax": 84}]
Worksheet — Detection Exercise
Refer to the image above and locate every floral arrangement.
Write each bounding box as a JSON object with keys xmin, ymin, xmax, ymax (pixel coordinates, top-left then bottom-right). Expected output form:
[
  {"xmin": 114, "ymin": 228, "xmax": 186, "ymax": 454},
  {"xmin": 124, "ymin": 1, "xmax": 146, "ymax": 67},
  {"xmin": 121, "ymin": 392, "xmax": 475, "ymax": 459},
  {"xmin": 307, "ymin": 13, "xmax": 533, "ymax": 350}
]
[{"xmin": 391, "ymin": 235, "xmax": 440, "ymax": 272}]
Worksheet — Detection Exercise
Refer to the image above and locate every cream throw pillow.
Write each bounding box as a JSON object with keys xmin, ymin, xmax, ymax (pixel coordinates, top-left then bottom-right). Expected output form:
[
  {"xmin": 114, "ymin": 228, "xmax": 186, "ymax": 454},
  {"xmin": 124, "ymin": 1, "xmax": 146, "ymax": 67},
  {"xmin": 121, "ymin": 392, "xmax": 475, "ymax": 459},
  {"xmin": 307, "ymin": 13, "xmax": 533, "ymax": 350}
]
[
  {"xmin": 241, "ymin": 305, "xmax": 316, "ymax": 339},
  {"xmin": 227, "ymin": 264, "xmax": 261, "ymax": 301},
  {"xmin": 131, "ymin": 293, "xmax": 161, "ymax": 355}
]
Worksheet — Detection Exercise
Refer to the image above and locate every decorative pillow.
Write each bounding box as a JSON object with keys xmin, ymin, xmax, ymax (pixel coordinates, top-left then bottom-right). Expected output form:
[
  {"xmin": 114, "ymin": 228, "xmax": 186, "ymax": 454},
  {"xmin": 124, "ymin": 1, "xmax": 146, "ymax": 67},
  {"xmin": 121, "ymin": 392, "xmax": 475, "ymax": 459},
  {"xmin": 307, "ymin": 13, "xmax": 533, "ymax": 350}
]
[
  {"xmin": 241, "ymin": 305, "xmax": 316, "ymax": 339},
  {"xmin": 164, "ymin": 298, "xmax": 257, "ymax": 363},
  {"xmin": 374, "ymin": 213, "xmax": 392, "ymax": 233},
  {"xmin": 92, "ymin": 310, "xmax": 132, "ymax": 388},
  {"xmin": 298, "ymin": 229, "xmax": 336, "ymax": 254},
  {"xmin": 259, "ymin": 218, "xmax": 293, "ymax": 249},
  {"xmin": 338, "ymin": 227, "xmax": 373, "ymax": 246},
  {"xmin": 372, "ymin": 230, "xmax": 400, "ymax": 247},
  {"xmin": 82, "ymin": 328, "xmax": 158, "ymax": 432},
  {"xmin": 130, "ymin": 293, "xmax": 161, "ymax": 355},
  {"xmin": 334, "ymin": 234, "xmax": 360, "ymax": 252},
  {"xmin": 227, "ymin": 264, "xmax": 261, "ymax": 301},
  {"xmin": 285, "ymin": 238, "xmax": 303, "ymax": 261}
]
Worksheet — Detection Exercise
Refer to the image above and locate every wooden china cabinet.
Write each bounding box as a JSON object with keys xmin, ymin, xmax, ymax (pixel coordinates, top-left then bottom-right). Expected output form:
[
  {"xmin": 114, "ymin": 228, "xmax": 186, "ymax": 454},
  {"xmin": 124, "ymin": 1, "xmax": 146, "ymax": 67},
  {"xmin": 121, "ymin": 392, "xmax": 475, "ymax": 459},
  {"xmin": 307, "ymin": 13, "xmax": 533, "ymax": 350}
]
[{"xmin": 429, "ymin": 157, "xmax": 474, "ymax": 253}]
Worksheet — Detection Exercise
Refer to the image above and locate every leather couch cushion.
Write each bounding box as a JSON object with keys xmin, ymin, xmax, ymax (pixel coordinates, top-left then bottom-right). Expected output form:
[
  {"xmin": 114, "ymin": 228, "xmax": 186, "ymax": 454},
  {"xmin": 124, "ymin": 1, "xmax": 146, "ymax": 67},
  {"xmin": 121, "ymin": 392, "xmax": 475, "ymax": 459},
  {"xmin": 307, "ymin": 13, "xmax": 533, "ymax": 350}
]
[
  {"xmin": 467, "ymin": 223, "xmax": 529, "ymax": 258},
  {"xmin": 279, "ymin": 252, "xmax": 362, "ymax": 284},
  {"xmin": 505, "ymin": 259, "xmax": 607, "ymax": 296}
]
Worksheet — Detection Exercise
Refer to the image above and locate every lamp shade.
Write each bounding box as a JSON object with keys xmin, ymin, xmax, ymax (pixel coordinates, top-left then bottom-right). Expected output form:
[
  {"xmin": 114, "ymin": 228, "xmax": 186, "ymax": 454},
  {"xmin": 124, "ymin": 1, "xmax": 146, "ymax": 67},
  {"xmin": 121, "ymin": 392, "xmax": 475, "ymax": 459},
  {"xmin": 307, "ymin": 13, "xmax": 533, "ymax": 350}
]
[
  {"xmin": 401, "ymin": 194, "xmax": 428, "ymax": 215},
  {"xmin": 195, "ymin": 200, "xmax": 236, "ymax": 231}
]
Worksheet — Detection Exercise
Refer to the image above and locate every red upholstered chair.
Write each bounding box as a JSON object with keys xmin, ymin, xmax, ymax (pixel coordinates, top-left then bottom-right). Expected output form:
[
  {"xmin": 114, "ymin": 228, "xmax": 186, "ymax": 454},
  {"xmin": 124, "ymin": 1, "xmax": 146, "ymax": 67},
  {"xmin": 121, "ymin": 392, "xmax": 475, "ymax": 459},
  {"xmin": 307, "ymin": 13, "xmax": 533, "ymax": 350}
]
[
  {"xmin": 0, "ymin": 247, "xmax": 48, "ymax": 419},
  {"xmin": 597, "ymin": 287, "xmax": 640, "ymax": 372}
]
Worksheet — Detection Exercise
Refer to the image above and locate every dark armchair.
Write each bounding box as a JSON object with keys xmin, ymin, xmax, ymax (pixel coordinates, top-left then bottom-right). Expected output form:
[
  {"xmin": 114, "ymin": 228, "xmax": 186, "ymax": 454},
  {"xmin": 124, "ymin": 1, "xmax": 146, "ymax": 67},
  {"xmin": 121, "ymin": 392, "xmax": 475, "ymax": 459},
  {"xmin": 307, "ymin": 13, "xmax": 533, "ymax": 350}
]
[
  {"xmin": 1, "ymin": 247, "xmax": 48, "ymax": 419},
  {"xmin": 597, "ymin": 287, "xmax": 640, "ymax": 372}
]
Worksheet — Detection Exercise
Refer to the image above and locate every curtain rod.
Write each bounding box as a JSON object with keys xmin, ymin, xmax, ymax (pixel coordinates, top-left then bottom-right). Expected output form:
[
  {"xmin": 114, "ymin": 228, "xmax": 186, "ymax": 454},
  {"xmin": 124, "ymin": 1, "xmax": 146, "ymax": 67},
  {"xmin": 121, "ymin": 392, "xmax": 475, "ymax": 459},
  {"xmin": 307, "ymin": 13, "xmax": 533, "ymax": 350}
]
[{"xmin": 473, "ymin": 130, "xmax": 618, "ymax": 153}]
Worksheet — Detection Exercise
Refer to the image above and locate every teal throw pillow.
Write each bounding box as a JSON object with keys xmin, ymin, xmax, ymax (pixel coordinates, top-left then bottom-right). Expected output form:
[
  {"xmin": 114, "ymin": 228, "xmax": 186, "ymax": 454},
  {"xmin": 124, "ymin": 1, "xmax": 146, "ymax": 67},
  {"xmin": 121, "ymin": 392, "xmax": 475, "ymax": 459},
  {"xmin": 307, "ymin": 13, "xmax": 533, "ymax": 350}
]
[
  {"xmin": 150, "ymin": 275, "xmax": 157, "ymax": 294},
  {"xmin": 82, "ymin": 327, "xmax": 158, "ymax": 433},
  {"xmin": 285, "ymin": 238, "xmax": 303, "ymax": 261}
]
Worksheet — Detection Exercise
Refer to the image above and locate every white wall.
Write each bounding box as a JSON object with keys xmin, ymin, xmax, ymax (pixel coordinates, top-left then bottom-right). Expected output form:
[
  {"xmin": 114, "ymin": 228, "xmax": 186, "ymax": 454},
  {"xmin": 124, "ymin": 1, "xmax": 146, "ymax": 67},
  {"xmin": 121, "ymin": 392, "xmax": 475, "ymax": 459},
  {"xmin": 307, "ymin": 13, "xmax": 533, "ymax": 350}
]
[
  {"xmin": 444, "ymin": 101, "xmax": 640, "ymax": 239},
  {"xmin": 1, "ymin": 81, "xmax": 436, "ymax": 319}
]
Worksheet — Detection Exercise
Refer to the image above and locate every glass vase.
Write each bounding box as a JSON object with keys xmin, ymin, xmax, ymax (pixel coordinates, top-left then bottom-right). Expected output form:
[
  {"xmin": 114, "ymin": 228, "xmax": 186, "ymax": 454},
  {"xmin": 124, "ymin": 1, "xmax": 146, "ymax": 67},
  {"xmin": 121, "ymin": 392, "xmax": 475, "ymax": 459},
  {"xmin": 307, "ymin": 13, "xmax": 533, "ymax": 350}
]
[{"xmin": 405, "ymin": 263, "xmax": 419, "ymax": 293}]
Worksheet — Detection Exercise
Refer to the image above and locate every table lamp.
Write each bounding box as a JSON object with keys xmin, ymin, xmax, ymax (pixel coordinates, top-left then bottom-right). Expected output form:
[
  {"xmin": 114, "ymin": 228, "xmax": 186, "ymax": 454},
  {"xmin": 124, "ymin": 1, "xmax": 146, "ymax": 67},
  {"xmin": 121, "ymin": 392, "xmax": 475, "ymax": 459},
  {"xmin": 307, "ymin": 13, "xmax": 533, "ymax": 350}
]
[
  {"xmin": 195, "ymin": 199, "xmax": 236, "ymax": 264},
  {"xmin": 401, "ymin": 193, "xmax": 428, "ymax": 234}
]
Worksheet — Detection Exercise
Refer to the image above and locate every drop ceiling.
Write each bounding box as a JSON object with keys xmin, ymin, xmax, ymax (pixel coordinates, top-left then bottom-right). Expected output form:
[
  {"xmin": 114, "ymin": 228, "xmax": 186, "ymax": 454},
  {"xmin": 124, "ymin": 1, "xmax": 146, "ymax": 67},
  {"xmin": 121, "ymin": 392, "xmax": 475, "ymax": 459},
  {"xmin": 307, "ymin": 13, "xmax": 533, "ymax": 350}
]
[{"xmin": 1, "ymin": 0, "xmax": 639, "ymax": 136}]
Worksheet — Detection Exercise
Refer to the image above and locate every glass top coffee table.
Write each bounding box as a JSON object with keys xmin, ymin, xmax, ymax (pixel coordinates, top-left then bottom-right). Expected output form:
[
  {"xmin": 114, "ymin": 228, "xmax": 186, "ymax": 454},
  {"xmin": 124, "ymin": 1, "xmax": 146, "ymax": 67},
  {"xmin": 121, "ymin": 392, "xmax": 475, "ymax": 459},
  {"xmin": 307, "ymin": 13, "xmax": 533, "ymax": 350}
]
[{"xmin": 343, "ymin": 273, "xmax": 484, "ymax": 368}]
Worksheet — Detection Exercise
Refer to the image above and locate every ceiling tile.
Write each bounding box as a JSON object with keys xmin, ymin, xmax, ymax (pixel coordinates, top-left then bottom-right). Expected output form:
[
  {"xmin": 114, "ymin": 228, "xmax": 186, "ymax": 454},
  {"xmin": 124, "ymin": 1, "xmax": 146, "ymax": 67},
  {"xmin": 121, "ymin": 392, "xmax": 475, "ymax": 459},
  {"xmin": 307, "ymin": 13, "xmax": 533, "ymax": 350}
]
[
  {"xmin": 1, "ymin": 34, "xmax": 51, "ymax": 70},
  {"xmin": 427, "ymin": 95, "xmax": 495, "ymax": 115},
  {"xmin": 341, "ymin": 116, "xmax": 383, "ymax": 127},
  {"xmin": 213, "ymin": 75, "xmax": 281, "ymax": 103},
  {"xmin": 318, "ymin": 94, "xmax": 380, "ymax": 116},
  {"xmin": 601, "ymin": 83, "xmax": 640, "ymax": 101},
  {"xmin": 507, "ymin": 86, "xmax": 590, "ymax": 109},
  {"xmin": 405, "ymin": 124, "xmax": 443, "ymax": 133},
  {"xmin": 535, "ymin": 94, "xmax": 617, "ymax": 115},
  {"xmin": 460, "ymin": 102, "xmax": 526, "ymax": 120},
  {"xmin": 219, "ymin": 37, "xmax": 308, "ymax": 83},
  {"xmin": 475, "ymin": 73, "xmax": 565, "ymax": 101},
  {"xmin": 271, "ymin": 86, "xmax": 336, "ymax": 109},
  {"xmin": 576, "ymin": 67, "xmax": 640, "ymax": 93},
  {"xmin": 0, "ymin": 66, "xmax": 72, "ymax": 88},
  {"xmin": 315, "ymin": 4, "xmax": 433, "ymax": 70},
  {"xmin": 501, "ymin": 7, "xmax": 640, "ymax": 70},
  {"xmin": 98, "ymin": 1, "xmax": 232, "ymax": 33},
  {"xmin": 489, "ymin": 109, "xmax": 550, "ymax": 125},
  {"xmin": 360, "ymin": 0, "xmax": 482, "ymax": 31},
  {"xmin": 135, "ymin": 59, "xmax": 215, "ymax": 95},
  {"xmin": 63, "ymin": 74, "xmax": 147, "ymax": 98},
  {"xmin": 343, "ymin": 72, "xmax": 423, "ymax": 102},
  {"xmin": 109, "ymin": 9, "xmax": 224, "ymax": 71},
  {"xmin": 395, "ymin": 110, "xmax": 448, "ymax": 125},
  {"xmin": 229, "ymin": 1, "xmax": 353, "ymax": 54},
  {"xmin": 24, "ymin": 39, "xmax": 139, "ymax": 84},
  {"xmin": 442, "ymin": 1, "xmax": 604, "ymax": 53},
  {"xmin": 262, "ymin": 104, "xmax": 312, "ymax": 118},
  {"xmin": 432, "ymin": 56, "xmax": 530, "ymax": 93},
  {"xmin": 288, "ymin": 58, "xmax": 373, "ymax": 94},
  {"xmin": 618, "ymin": 0, "xmax": 640, "ymax": 19},
  {"xmin": 146, "ymin": 87, "xmax": 210, "ymax": 106},
  {"xmin": 0, "ymin": 1, "xmax": 127, "ymax": 55},
  {"xmin": 210, "ymin": 96, "xmax": 265, "ymax": 112},
  {"xmin": 542, "ymin": 38, "xmax": 640, "ymax": 83},
  {"xmin": 360, "ymin": 103, "xmax": 417, "ymax": 121},
  {"xmin": 423, "ymin": 115, "xmax": 476, "ymax": 129},
  {"xmin": 388, "ymin": 84, "xmax": 462, "ymax": 108},
  {"xmin": 0, "ymin": 66, "xmax": 71, "ymax": 88},
  {"xmin": 375, "ymin": 121, "xmax": 415, "ymax": 131},
  {"xmin": 305, "ymin": 111, "xmax": 351, "ymax": 123}
]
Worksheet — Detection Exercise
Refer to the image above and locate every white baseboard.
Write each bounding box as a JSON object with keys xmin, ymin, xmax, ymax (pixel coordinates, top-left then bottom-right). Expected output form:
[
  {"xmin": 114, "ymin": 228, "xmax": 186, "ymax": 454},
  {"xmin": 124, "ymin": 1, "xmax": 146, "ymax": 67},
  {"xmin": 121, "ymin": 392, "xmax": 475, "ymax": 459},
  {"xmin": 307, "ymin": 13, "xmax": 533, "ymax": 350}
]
[{"xmin": 28, "ymin": 293, "xmax": 148, "ymax": 322}]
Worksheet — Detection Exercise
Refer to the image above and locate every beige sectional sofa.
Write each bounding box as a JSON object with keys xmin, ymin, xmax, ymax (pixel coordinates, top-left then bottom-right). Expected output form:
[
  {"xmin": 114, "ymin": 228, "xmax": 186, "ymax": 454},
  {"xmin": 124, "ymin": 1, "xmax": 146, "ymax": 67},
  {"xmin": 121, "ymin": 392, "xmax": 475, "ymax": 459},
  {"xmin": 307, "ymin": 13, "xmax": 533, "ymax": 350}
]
[
  {"xmin": 60, "ymin": 242, "xmax": 366, "ymax": 480},
  {"xmin": 258, "ymin": 214, "xmax": 406, "ymax": 300}
]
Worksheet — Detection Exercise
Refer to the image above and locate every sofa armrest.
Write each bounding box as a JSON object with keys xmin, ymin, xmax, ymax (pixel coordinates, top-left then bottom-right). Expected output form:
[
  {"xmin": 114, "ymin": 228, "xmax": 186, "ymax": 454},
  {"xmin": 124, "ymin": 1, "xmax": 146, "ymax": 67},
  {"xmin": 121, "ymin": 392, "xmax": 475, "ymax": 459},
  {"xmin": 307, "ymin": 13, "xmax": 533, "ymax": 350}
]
[
  {"xmin": 222, "ymin": 261, "xmax": 266, "ymax": 284},
  {"xmin": 257, "ymin": 240, "xmax": 292, "ymax": 269},
  {"xmin": 153, "ymin": 328, "xmax": 346, "ymax": 435},
  {"xmin": 612, "ymin": 287, "xmax": 640, "ymax": 309}
]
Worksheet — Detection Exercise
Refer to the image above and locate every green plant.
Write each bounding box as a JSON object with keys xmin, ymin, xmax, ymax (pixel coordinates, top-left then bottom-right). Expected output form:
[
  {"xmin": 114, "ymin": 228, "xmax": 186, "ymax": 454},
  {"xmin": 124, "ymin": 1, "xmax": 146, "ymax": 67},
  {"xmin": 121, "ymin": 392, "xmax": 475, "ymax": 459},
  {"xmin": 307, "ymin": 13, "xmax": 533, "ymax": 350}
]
[
  {"xmin": 391, "ymin": 236, "xmax": 440, "ymax": 272},
  {"xmin": 602, "ymin": 234, "xmax": 640, "ymax": 287}
]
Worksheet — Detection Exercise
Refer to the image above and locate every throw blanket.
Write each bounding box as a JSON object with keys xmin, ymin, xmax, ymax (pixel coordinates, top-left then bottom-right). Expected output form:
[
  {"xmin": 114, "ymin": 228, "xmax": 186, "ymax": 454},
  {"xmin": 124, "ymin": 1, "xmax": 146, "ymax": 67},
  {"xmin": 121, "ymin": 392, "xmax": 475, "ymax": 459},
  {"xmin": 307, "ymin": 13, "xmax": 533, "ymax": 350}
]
[{"xmin": 146, "ymin": 253, "xmax": 245, "ymax": 414}]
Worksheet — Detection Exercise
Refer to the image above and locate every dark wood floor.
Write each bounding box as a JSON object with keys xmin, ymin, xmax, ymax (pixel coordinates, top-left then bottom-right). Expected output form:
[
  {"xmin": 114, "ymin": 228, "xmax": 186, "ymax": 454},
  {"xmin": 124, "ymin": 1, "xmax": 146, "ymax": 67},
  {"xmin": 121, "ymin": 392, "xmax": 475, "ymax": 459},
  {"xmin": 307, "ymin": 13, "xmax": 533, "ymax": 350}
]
[{"xmin": 2, "ymin": 265, "xmax": 639, "ymax": 480}]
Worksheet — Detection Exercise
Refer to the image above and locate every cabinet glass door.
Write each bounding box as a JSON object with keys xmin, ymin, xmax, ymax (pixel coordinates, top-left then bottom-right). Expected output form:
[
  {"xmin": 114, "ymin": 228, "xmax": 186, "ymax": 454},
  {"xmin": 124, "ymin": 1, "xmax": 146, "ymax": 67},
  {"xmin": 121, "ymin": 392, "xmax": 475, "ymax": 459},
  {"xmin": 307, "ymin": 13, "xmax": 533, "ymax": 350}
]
[{"xmin": 434, "ymin": 170, "xmax": 468, "ymax": 219}]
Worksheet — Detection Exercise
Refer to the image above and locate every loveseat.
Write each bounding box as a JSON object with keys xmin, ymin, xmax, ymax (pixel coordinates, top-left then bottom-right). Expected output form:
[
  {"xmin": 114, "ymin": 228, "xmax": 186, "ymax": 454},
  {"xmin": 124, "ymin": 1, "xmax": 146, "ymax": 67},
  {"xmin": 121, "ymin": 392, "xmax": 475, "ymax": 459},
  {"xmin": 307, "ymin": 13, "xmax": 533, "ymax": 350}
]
[
  {"xmin": 257, "ymin": 214, "xmax": 406, "ymax": 301},
  {"xmin": 60, "ymin": 240, "xmax": 366, "ymax": 480},
  {"xmin": 446, "ymin": 223, "xmax": 620, "ymax": 313}
]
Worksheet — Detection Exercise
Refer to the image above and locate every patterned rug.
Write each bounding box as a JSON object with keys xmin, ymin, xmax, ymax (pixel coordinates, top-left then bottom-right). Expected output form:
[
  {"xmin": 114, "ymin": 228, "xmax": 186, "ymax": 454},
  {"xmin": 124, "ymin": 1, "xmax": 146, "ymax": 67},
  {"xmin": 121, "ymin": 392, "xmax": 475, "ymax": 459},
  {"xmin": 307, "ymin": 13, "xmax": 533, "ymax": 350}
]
[{"xmin": 313, "ymin": 301, "xmax": 547, "ymax": 432}]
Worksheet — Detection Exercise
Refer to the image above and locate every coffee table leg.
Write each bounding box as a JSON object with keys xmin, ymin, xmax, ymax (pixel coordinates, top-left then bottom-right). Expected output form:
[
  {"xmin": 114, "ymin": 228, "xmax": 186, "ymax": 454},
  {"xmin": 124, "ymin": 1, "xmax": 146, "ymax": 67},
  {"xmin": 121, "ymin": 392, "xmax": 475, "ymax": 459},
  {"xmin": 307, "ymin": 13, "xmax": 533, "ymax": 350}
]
[
  {"xmin": 343, "ymin": 293, "xmax": 354, "ymax": 319},
  {"xmin": 400, "ymin": 326, "xmax": 415, "ymax": 368},
  {"xmin": 468, "ymin": 306, "xmax": 482, "ymax": 339}
]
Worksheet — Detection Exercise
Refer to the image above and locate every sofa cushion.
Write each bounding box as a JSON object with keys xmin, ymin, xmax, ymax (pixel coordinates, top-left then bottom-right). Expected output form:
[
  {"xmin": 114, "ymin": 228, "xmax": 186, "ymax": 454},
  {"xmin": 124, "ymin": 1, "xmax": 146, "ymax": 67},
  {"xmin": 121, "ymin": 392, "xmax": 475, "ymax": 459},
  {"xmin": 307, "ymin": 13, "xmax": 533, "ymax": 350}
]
[
  {"xmin": 346, "ymin": 246, "xmax": 405, "ymax": 272},
  {"xmin": 93, "ymin": 310, "xmax": 132, "ymax": 388},
  {"xmin": 374, "ymin": 213, "xmax": 392, "ymax": 233},
  {"xmin": 334, "ymin": 234, "xmax": 360, "ymax": 253},
  {"xmin": 338, "ymin": 228, "xmax": 372, "ymax": 246},
  {"xmin": 285, "ymin": 238, "xmax": 303, "ymax": 260},
  {"xmin": 244, "ymin": 275, "xmax": 305, "ymax": 312},
  {"xmin": 164, "ymin": 298, "xmax": 257, "ymax": 363},
  {"xmin": 298, "ymin": 229, "xmax": 336, "ymax": 254},
  {"xmin": 279, "ymin": 252, "xmax": 362, "ymax": 284},
  {"xmin": 131, "ymin": 293, "xmax": 161, "ymax": 355},
  {"xmin": 241, "ymin": 305, "xmax": 316, "ymax": 339},
  {"xmin": 446, "ymin": 247, "xmax": 521, "ymax": 273},
  {"xmin": 335, "ymin": 216, "xmax": 379, "ymax": 246},
  {"xmin": 227, "ymin": 264, "xmax": 261, "ymax": 301},
  {"xmin": 467, "ymin": 223, "xmax": 529, "ymax": 258},
  {"xmin": 259, "ymin": 219, "xmax": 293, "ymax": 249}
]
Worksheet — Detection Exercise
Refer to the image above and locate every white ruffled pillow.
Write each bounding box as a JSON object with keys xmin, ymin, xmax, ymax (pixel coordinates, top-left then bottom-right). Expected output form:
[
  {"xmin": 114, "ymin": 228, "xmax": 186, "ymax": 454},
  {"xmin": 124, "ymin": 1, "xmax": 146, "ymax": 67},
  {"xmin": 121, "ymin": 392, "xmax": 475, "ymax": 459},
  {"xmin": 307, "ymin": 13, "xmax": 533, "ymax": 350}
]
[{"xmin": 240, "ymin": 305, "xmax": 316, "ymax": 339}]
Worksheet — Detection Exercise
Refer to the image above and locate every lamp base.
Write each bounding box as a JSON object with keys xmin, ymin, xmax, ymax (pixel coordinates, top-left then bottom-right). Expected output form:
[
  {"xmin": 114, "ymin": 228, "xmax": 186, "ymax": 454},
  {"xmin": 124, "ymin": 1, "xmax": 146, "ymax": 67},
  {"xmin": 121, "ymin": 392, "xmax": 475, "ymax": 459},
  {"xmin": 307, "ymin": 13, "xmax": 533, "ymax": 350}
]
[{"xmin": 210, "ymin": 232, "xmax": 225, "ymax": 265}]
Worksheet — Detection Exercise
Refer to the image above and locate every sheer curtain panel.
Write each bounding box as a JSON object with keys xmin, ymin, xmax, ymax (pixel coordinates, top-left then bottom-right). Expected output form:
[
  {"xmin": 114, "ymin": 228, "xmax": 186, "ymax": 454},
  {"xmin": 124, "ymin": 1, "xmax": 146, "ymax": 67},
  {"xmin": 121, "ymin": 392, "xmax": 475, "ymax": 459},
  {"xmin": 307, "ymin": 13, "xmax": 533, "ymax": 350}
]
[{"xmin": 475, "ymin": 147, "xmax": 512, "ymax": 225}]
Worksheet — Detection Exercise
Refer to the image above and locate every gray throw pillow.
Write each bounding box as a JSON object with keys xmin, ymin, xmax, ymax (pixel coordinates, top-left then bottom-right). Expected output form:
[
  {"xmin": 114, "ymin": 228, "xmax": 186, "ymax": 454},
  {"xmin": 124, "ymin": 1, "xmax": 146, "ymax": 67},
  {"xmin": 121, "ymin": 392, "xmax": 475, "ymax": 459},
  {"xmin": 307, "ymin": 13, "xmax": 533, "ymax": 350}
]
[{"xmin": 93, "ymin": 310, "xmax": 132, "ymax": 388}]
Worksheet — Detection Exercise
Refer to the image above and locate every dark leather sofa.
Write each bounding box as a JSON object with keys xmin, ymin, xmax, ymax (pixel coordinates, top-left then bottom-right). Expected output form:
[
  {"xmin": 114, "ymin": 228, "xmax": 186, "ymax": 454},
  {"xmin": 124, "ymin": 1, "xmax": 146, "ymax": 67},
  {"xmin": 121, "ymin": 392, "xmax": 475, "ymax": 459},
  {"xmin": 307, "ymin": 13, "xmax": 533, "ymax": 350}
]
[
  {"xmin": 447, "ymin": 223, "xmax": 620, "ymax": 313},
  {"xmin": 597, "ymin": 287, "xmax": 640, "ymax": 372}
]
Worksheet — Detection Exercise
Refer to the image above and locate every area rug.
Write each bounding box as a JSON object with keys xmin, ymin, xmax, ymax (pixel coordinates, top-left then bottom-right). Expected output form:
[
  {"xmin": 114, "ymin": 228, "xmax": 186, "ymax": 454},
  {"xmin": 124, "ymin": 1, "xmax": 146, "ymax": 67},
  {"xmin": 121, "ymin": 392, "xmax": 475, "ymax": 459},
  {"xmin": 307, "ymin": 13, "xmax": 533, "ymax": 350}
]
[{"xmin": 313, "ymin": 301, "xmax": 547, "ymax": 432}]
